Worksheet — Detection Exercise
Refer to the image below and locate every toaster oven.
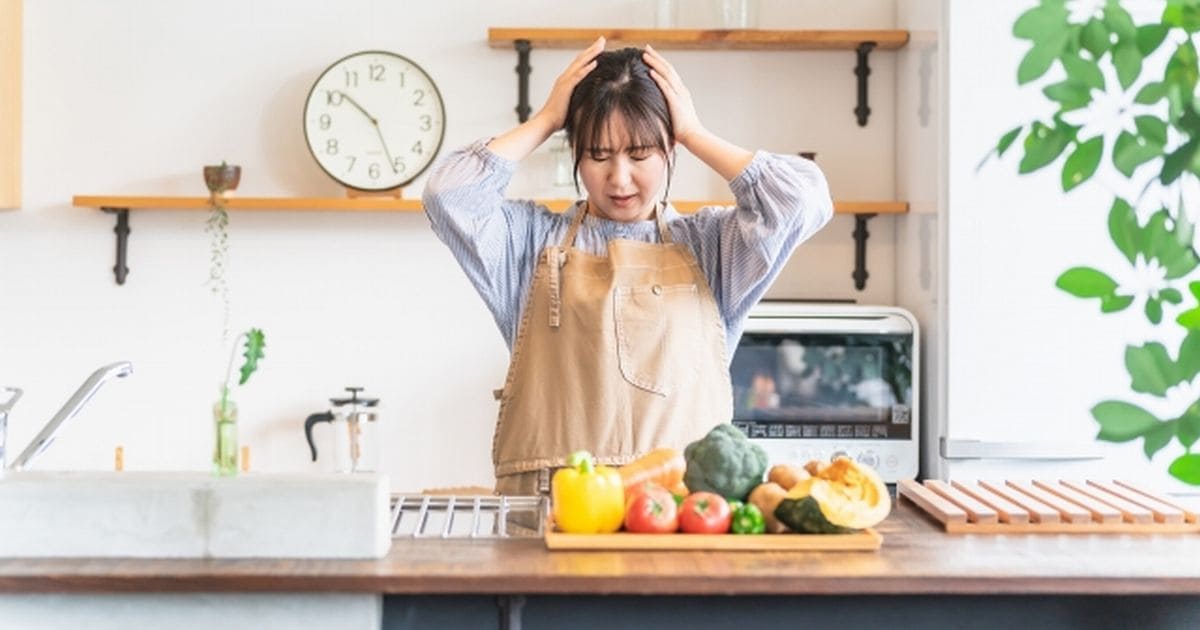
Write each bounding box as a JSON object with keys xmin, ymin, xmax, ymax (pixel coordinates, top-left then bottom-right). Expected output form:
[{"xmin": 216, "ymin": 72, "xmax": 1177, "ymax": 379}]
[{"xmin": 730, "ymin": 302, "xmax": 919, "ymax": 482}]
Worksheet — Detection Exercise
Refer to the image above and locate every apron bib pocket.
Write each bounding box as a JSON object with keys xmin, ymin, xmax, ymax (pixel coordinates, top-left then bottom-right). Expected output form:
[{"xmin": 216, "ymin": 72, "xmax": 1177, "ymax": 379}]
[{"xmin": 613, "ymin": 283, "xmax": 701, "ymax": 396}]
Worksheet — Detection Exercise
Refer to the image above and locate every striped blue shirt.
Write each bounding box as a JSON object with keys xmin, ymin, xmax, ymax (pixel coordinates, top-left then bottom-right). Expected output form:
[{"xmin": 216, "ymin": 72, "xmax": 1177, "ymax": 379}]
[{"xmin": 422, "ymin": 139, "xmax": 834, "ymax": 361}]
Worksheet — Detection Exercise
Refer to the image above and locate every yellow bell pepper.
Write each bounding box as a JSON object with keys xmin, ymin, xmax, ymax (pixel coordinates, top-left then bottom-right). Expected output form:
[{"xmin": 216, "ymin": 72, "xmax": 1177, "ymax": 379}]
[{"xmin": 552, "ymin": 450, "xmax": 625, "ymax": 533}]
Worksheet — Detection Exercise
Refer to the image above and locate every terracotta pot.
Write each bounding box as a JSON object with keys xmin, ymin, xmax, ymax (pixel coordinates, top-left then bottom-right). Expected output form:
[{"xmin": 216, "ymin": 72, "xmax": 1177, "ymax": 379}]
[{"xmin": 203, "ymin": 164, "xmax": 242, "ymax": 194}]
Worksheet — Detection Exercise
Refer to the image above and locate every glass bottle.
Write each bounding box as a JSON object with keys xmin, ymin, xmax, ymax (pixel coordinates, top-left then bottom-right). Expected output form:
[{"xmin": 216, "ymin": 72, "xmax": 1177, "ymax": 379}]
[{"xmin": 213, "ymin": 394, "xmax": 239, "ymax": 476}]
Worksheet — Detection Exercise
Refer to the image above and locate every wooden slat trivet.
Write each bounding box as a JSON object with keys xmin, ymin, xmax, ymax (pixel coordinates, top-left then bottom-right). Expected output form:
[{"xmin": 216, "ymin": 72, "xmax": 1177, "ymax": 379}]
[{"xmin": 899, "ymin": 479, "xmax": 1200, "ymax": 534}]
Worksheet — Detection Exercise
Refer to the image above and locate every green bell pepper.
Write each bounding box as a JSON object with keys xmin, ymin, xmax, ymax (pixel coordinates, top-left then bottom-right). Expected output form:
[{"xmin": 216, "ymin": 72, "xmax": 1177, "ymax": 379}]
[{"xmin": 729, "ymin": 500, "xmax": 766, "ymax": 534}]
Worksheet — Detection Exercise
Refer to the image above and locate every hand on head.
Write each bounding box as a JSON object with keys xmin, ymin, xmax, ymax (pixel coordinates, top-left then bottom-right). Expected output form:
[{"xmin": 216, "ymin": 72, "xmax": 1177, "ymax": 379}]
[
  {"xmin": 535, "ymin": 36, "xmax": 606, "ymax": 131},
  {"xmin": 642, "ymin": 45, "xmax": 703, "ymax": 146}
]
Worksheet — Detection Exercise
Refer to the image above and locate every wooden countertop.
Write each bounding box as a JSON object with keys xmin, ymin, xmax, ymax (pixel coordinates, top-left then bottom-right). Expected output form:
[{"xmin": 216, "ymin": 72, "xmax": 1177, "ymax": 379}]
[{"xmin": 1, "ymin": 502, "xmax": 1198, "ymax": 595}]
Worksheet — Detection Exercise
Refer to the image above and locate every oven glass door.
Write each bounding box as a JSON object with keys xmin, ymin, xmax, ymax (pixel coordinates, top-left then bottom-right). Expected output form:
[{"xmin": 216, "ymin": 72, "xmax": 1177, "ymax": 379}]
[{"xmin": 730, "ymin": 332, "xmax": 913, "ymax": 441}]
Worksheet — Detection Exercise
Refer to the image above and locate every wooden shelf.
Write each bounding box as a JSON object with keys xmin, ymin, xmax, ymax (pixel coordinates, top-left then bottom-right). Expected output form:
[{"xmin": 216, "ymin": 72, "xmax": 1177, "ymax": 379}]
[
  {"xmin": 72, "ymin": 195, "xmax": 423, "ymax": 212},
  {"xmin": 72, "ymin": 195, "xmax": 907, "ymax": 215},
  {"xmin": 487, "ymin": 27, "xmax": 910, "ymax": 51},
  {"xmin": 75, "ymin": 194, "xmax": 906, "ymax": 288}
]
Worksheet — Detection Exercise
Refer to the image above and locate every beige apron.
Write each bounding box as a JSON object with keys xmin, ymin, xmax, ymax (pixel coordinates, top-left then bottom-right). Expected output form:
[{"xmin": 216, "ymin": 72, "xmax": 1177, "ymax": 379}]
[{"xmin": 493, "ymin": 202, "xmax": 733, "ymax": 496}]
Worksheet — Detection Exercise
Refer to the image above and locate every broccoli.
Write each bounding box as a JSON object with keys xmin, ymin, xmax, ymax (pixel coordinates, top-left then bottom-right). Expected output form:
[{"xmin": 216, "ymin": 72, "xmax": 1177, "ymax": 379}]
[{"xmin": 683, "ymin": 424, "xmax": 768, "ymax": 502}]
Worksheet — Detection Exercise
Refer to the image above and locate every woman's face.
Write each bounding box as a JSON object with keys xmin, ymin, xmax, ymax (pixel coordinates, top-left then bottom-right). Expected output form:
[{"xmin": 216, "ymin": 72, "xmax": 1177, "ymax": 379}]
[{"xmin": 577, "ymin": 111, "xmax": 671, "ymax": 223}]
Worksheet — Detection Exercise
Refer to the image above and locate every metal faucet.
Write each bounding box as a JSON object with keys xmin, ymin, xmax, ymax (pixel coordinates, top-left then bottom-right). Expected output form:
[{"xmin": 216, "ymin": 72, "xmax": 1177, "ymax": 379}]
[{"xmin": 2, "ymin": 361, "xmax": 133, "ymax": 471}]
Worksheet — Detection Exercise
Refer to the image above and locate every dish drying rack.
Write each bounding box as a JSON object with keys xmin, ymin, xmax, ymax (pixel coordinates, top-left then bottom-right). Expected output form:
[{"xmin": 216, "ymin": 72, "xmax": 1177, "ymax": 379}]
[{"xmin": 389, "ymin": 494, "xmax": 547, "ymax": 539}]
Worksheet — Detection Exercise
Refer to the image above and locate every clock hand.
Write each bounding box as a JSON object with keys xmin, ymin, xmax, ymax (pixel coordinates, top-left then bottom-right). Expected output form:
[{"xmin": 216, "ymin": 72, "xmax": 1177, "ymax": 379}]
[
  {"xmin": 336, "ymin": 91, "xmax": 400, "ymax": 175},
  {"xmin": 336, "ymin": 91, "xmax": 377, "ymax": 125},
  {"xmin": 373, "ymin": 124, "xmax": 400, "ymax": 174}
]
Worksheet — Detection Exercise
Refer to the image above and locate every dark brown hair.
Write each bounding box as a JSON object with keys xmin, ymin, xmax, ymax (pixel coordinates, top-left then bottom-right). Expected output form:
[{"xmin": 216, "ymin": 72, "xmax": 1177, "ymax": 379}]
[{"xmin": 564, "ymin": 47, "xmax": 675, "ymax": 199}]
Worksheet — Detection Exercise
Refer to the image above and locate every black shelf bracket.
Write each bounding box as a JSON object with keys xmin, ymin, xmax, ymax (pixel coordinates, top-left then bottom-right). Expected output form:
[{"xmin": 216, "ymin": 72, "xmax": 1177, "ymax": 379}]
[
  {"xmin": 854, "ymin": 41, "xmax": 876, "ymax": 127},
  {"xmin": 497, "ymin": 594, "xmax": 526, "ymax": 630},
  {"xmin": 102, "ymin": 207, "xmax": 131, "ymax": 285},
  {"xmin": 852, "ymin": 213, "xmax": 876, "ymax": 291},
  {"xmin": 514, "ymin": 39, "xmax": 532, "ymax": 123}
]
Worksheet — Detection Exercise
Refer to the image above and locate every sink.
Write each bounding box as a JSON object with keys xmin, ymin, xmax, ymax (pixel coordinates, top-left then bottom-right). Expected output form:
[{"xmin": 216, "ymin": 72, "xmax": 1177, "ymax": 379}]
[{"xmin": 0, "ymin": 471, "xmax": 391, "ymax": 558}]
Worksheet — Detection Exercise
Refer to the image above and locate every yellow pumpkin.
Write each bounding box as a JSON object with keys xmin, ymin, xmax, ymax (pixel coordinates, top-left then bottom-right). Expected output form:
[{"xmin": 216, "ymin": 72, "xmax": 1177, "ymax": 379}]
[{"xmin": 774, "ymin": 457, "xmax": 891, "ymax": 533}]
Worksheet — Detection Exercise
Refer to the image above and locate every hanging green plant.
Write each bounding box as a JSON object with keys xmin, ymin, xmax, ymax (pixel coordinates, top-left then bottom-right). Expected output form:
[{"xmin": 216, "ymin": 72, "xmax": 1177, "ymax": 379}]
[
  {"xmin": 992, "ymin": 0, "xmax": 1200, "ymax": 484},
  {"xmin": 203, "ymin": 162, "xmax": 240, "ymax": 340}
]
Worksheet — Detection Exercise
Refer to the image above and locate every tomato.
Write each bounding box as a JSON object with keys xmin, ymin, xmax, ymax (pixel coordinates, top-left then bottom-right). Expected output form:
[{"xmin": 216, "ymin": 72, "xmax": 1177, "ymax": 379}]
[
  {"xmin": 623, "ymin": 482, "xmax": 679, "ymax": 533},
  {"xmin": 678, "ymin": 491, "xmax": 733, "ymax": 534}
]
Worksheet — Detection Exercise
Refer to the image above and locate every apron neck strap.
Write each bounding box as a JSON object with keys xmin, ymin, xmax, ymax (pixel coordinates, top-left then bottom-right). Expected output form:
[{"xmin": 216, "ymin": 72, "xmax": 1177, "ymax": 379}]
[{"xmin": 561, "ymin": 201, "xmax": 674, "ymax": 247}]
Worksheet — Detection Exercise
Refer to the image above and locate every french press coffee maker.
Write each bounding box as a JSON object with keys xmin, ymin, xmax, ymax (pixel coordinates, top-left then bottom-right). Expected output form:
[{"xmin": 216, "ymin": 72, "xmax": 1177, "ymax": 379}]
[{"xmin": 304, "ymin": 387, "xmax": 379, "ymax": 473}]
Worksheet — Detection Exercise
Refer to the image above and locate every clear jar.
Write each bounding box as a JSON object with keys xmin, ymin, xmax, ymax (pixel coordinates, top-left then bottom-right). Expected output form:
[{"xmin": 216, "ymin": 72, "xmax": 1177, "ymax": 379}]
[{"xmin": 213, "ymin": 397, "xmax": 239, "ymax": 476}]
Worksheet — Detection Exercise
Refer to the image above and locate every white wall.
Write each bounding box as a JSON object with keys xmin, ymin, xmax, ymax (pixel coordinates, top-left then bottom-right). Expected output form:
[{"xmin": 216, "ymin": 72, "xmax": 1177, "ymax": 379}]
[
  {"xmin": 2, "ymin": 0, "xmax": 901, "ymax": 490},
  {"xmin": 942, "ymin": 0, "xmax": 1198, "ymax": 493}
]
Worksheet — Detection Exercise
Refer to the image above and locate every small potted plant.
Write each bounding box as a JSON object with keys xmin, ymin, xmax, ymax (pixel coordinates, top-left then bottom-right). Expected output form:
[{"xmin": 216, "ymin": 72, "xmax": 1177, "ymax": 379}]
[{"xmin": 214, "ymin": 327, "xmax": 265, "ymax": 476}]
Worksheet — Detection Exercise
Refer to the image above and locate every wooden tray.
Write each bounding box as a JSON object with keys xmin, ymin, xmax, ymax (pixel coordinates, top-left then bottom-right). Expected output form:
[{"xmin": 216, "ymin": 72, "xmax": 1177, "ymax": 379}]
[
  {"xmin": 544, "ymin": 527, "xmax": 882, "ymax": 551},
  {"xmin": 899, "ymin": 479, "xmax": 1200, "ymax": 534}
]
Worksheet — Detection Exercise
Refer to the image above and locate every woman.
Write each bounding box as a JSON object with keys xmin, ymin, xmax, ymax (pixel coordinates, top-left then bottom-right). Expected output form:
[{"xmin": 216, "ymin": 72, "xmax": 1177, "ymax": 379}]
[{"xmin": 424, "ymin": 38, "xmax": 833, "ymax": 495}]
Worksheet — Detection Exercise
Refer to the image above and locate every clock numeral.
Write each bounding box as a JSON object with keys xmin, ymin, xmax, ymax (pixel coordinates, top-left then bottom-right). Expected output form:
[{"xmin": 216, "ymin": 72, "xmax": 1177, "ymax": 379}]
[
  {"xmin": 344, "ymin": 70, "xmax": 359, "ymax": 88},
  {"xmin": 319, "ymin": 114, "xmax": 332, "ymax": 131},
  {"xmin": 411, "ymin": 141, "xmax": 423, "ymax": 155},
  {"xmin": 325, "ymin": 139, "xmax": 339, "ymax": 155},
  {"xmin": 413, "ymin": 89, "xmax": 425, "ymax": 107},
  {"xmin": 345, "ymin": 156, "xmax": 356, "ymax": 172},
  {"xmin": 325, "ymin": 90, "xmax": 344, "ymax": 106},
  {"xmin": 368, "ymin": 163, "xmax": 381, "ymax": 180},
  {"xmin": 393, "ymin": 158, "xmax": 407, "ymax": 173},
  {"xmin": 398, "ymin": 72, "xmax": 406, "ymax": 88},
  {"xmin": 419, "ymin": 114, "xmax": 432, "ymax": 132},
  {"xmin": 369, "ymin": 64, "xmax": 385, "ymax": 81}
]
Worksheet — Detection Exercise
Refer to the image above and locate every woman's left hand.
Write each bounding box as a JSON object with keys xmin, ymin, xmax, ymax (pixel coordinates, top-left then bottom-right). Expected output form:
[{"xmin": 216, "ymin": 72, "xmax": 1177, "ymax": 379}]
[{"xmin": 643, "ymin": 45, "xmax": 703, "ymax": 146}]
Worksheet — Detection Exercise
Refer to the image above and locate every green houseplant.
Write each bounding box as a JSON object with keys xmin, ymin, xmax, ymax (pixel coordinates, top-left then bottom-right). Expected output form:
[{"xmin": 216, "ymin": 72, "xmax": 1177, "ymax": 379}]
[{"xmin": 992, "ymin": 0, "xmax": 1200, "ymax": 484}]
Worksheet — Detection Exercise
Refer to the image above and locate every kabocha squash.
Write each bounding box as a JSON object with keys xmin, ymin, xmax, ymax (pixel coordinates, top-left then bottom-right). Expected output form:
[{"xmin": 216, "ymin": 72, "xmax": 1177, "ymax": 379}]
[{"xmin": 773, "ymin": 457, "xmax": 890, "ymax": 533}]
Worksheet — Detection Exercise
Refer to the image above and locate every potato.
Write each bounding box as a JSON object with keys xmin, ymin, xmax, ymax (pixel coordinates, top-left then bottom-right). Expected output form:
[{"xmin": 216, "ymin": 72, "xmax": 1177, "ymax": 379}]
[
  {"xmin": 748, "ymin": 482, "xmax": 791, "ymax": 533},
  {"xmin": 767, "ymin": 464, "xmax": 809, "ymax": 490}
]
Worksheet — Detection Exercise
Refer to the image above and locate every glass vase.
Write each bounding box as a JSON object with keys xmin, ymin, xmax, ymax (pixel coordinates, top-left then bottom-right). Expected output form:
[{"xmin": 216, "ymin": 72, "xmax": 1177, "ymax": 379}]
[{"xmin": 213, "ymin": 397, "xmax": 239, "ymax": 476}]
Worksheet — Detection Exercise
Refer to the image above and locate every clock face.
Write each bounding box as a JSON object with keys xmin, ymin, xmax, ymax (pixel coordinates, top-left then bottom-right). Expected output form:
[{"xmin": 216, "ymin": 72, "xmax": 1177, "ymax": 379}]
[{"xmin": 303, "ymin": 51, "xmax": 446, "ymax": 191}]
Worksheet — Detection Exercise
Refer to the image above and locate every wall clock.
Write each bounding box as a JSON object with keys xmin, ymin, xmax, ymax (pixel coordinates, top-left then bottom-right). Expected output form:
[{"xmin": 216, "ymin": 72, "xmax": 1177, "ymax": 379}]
[{"xmin": 303, "ymin": 50, "xmax": 445, "ymax": 194}]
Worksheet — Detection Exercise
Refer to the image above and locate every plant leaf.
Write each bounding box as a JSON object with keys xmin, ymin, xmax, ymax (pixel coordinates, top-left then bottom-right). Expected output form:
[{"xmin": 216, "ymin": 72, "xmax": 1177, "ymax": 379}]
[
  {"xmin": 1177, "ymin": 283, "xmax": 1200, "ymax": 328},
  {"xmin": 998, "ymin": 125, "xmax": 1023, "ymax": 157},
  {"xmin": 1019, "ymin": 43, "xmax": 1061, "ymax": 85},
  {"xmin": 1178, "ymin": 400, "xmax": 1200, "ymax": 447},
  {"xmin": 1104, "ymin": 3, "xmax": 1138, "ymax": 40},
  {"xmin": 1112, "ymin": 40, "xmax": 1144, "ymax": 90},
  {"xmin": 1020, "ymin": 122, "xmax": 1073, "ymax": 173},
  {"xmin": 1093, "ymin": 400, "xmax": 1162, "ymax": 441},
  {"xmin": 1056, "ymin": 266, "xmax": 1117, "ymax": 297},
  {"xmin": 1146, "ymin": 296, "xmax": 1164, "ymax": 323},
  {"xmin": 1100, "ymin": 294, "xmax": 1136, "ymax": 312},
  {"xmin": 1168, "ymin": 453, "xmax": 1200, "ymax": 484},
  {"xmin": 1144, "ymin": 210, "xmax": 1200, "ymax": 279},
  {"xmin": 1135, "ymin": 81, "xmax": 1167, "ymax": 104},
  {"xmin": 1014, "ymin": 3, "xmax": 1070, "ymax": 41},
  {"xmin": 1134, "ymin": 115, "xmax": 1168, "ymax": 145},
  {"xmin": 1126, "ymin": 341, "xmax": 1178, "ymax": 396},
  {"xmin": 1113, "ymin": 130, "xmax": 1161, "ymax": 177},
  {"xmin": 1136, "ymin": 24, "xmax": 1170, "ymax": 55},
  {"xmin": 237, "ymin": 328, "xmax": 267, "ymax": 386},
  {"xmin": 1062, "ymin": 136, "xmax": 1103, "ymax": 190},
  {"xmin": 1163, "ymin": 0, "xmax": 1200, "ymax": 33},
  {"xmin": 1161, "ymin": 287, "xmax": 1185, "ymax": 304},
  {"xmin": 1143, "ymin": 420, "xmax": 1178, "ymax": 458},
  {"xmin": 1108, "ymin": 198, "xmax": 1140, "ymax": 263},
  {"xmin": 1080, "ymin": 18, "xmax": 1110, "ymax": 58},
  {"xmin": 1061, "ymin": 53, "xmax": 1105, "ymax": 90}
]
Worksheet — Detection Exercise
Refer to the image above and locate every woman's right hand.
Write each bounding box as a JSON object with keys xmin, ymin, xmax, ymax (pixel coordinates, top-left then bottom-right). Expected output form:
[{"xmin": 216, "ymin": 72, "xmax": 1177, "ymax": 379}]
[{"xmin": 533, "ymin": 36, "xmax": 605, "ymax": 131}]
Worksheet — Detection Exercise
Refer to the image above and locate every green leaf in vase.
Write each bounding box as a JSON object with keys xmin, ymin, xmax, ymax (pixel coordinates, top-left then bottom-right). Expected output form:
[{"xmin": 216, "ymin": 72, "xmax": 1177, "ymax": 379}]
[
  {"xmin": 238, "ymin": 328, "xmax": 266, "ymax": 386},
  {"xmin": 1108, "ymin": 198, "xmax": 1140, "ymax": 264},
  {"xmin": 1056, "ymin": 266, "xmax": 1117, "ymax": 297},
  {"xmin": 1177, "ymin": 401, "xmax": 1200, "ymax": 447}
]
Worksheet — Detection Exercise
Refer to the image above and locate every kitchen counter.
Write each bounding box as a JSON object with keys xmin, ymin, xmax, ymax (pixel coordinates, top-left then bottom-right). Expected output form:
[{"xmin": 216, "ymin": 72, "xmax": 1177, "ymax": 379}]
[{"xmin": 2, "ymin": 501, "xmax": 1198, "ymax": 595}]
